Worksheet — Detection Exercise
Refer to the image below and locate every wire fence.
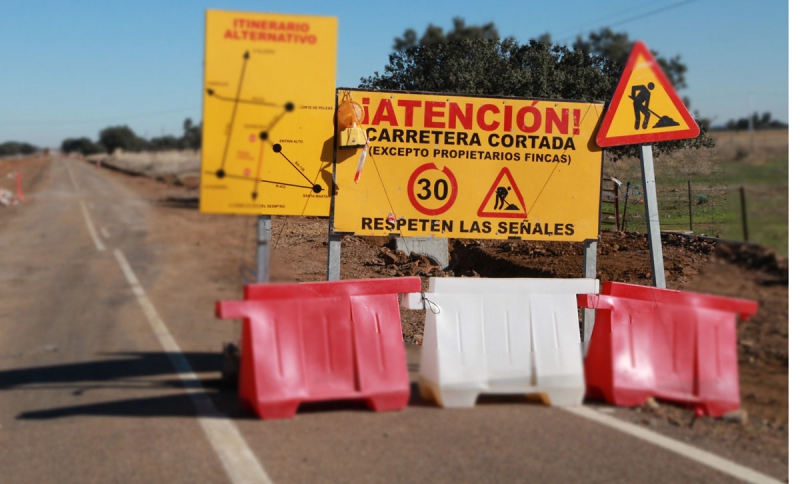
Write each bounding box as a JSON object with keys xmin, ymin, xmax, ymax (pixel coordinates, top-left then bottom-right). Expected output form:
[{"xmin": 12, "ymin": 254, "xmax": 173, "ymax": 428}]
[
  {"xmin": 602, "ymin": 181, "xmax": 728, "ymax": 237},
  {"xmin": 600, "ymin": 144, "xmax": 732, "ymax": 238}
]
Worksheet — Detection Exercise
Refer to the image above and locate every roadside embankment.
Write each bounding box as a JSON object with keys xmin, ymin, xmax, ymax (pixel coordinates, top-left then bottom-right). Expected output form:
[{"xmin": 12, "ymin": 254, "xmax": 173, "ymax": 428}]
[{"xmin": 86, "ymin": 149, "xmax": 200, "ymax": 188}]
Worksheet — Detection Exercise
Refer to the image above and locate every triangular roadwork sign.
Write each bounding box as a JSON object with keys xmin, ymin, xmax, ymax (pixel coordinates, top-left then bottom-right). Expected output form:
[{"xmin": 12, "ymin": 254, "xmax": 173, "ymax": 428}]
[
  {"xmin": 477, "ymin": 167, "xmax": 527, "ymax": 218},
  {"xmin": 596, "ymin": 41, "xmax": 699, "ymax": 148}
]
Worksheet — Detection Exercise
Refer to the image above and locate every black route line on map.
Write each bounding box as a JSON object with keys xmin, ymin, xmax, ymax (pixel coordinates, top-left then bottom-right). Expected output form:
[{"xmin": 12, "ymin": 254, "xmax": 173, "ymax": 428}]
[
  {"xmin": 247, "ymin": 126, "xmax": 323, "ymax": 199},
  {"xmin": 207, "ymin": 50, "xmax": 324, "ymax": 199},
  {"xmin": 206, "ymin": 91, "xmax": 278, "ymax": 108},
  {"xmin": 204, "ymin": 171, "xmax": 315, "ymax": 190},
  {"xmin": 274, "ymin": 147, "xmax": 315, "ymax": 187},
  {"xmin": 264, "ymin": 103, "xmax": 293, "ymax": 131},
  {"xmin": 215, "ymin": 50, "xmax": 250, "ymax": 178},
  {"xmin": 260, "ymin": 179, "xmax": 319, "ymax": 190}
]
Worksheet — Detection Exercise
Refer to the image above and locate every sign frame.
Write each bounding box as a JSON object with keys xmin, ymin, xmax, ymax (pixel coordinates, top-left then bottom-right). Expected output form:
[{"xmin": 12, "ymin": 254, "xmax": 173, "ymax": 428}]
[{"xmin": 331, "ymin": 88, "xmax": 606, "ymax": 242}]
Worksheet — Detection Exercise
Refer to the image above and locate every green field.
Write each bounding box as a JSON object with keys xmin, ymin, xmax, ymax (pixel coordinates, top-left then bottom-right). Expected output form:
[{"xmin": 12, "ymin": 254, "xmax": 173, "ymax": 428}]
[{"xmin": 602, "ymin": 130, "xmax": 788, "ymax": 256}]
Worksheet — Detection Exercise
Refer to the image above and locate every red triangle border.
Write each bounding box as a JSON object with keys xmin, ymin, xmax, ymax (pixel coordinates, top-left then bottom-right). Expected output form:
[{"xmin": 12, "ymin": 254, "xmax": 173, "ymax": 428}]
[{"xmin": 595, "ymin": 41, "xmax": 700, "ymax": 148}]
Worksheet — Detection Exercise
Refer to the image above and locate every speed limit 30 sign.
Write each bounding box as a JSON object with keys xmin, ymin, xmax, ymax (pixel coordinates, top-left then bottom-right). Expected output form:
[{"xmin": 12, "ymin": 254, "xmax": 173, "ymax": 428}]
[{"xmin": 407, "ymin": 163, "xmax": 458, "ymax": 216}]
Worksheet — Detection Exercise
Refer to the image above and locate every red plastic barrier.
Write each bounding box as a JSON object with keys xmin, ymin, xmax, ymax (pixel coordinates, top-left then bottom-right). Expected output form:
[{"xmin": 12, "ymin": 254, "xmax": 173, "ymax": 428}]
[
  {"xmin": 217, "ymin": 277, "xmax": 420, "ymax": 419},
  {"xmin": 579, "ymin": 281, "xmax": 758, "ymax": 417}
]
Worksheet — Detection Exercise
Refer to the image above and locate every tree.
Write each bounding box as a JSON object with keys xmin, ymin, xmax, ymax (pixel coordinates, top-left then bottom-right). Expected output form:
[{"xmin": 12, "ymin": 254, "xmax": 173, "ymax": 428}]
[
  {"xmin": 181, "ymin": 117, "xmax": 202, "ymax": 150},
  {"xmin": 572, "ymin": 28, "xmax": 688, "ymax": 99},
  {"xmin": 98, "ymin": 125, "xmax": 146, "ymax": 154},
  {"xmin": 68, "ymin": 119, "xmax": 201, "ymax": 156},
  {"xmin": 146, "ymin": 135, "xmax": 181, "ymax": 151},
  {"xmin": 393, "ymin": 18, "xmax": 499, "ymax": 52},
  {"xmin": 724, "ymin": 112, "xmax": 787, "ymax": 131},
  {"xmin": 365, "ymin": 38, "xmax": 618, "ymax": 100},
  {"xmin": 61, "ymin": 137, "xmax": 104, "ymax": 155},
  {"xmin": 362, "ymin": 37, "xmax": 713, "ymax": 160},
  {"xmin": 0, "ymin": 141, "xmax": 37, "ymax": 156}
]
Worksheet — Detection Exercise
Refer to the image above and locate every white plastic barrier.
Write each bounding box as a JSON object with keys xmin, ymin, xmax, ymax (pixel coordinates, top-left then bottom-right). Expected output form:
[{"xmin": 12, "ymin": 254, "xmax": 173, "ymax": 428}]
[{"xmin": 415, "ymin": 277, "xmax": 599, "ymax": 408}]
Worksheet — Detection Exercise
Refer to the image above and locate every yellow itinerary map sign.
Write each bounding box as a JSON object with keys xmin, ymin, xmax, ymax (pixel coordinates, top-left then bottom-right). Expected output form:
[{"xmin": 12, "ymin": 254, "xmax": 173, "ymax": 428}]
[{"xmin": 200, "ymin": 10, "xmax": 337, "ymax": 215}]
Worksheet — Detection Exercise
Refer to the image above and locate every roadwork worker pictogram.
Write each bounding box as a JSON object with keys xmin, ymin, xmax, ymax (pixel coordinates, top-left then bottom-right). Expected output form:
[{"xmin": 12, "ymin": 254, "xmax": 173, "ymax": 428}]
[
  {"xmin": 631, "ymin": 82, "xmax": 654, "ymax": 130},
  {"xmin": 494, "ymin": 186, "xmax": 519, "ymax": 211},
  {"xmin": 629, "ymin": 82, "xmax": 681, "ymax": 130}
]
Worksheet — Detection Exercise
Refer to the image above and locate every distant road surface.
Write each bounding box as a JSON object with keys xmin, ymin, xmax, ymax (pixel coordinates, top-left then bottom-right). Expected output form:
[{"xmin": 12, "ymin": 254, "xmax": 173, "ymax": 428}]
[{"xmin": 0, "ymin": 157, "xmax": 784, "ymax": 483}]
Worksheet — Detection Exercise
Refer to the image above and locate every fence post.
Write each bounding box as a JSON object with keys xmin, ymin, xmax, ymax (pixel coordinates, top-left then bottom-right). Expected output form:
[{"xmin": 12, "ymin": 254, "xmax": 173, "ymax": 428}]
[
  {"xmin": 621, "ymin": 182, "xmax": 630, "ymax": 231},
  {"xmin": 740, "ymin": 186, "xmax": 749, "ymax": 242},
  {"xmin": 688, "ymin": 180, "xmax": 693, "ymax": 233},
  {"xmin": 613, "ymin": 182, "xmax": 620, "ymax": 231}
]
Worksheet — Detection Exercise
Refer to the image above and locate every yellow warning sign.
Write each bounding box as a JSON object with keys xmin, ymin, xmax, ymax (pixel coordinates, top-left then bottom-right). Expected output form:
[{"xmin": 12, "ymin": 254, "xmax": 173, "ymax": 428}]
[
  {"xmin": 333, "ymin": 90, "xmax": 605, "ymax": 241},
  {"xmin": 596, "ymin": 41, "xmax": 699, "ymax": 147},
  {"xmin": 200, "ymin": 10, "xmax": 337, "ymax": 215},
  {"xmin": 477, "ymin": 167, "xmax": 527, "ymax": 218}
]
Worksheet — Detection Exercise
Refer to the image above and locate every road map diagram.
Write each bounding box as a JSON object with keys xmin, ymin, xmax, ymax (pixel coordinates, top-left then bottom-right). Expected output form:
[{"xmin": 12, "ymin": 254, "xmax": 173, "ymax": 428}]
[{"xmin": 200, "ymin": 10, "xmax": 337, "ymax": 216}]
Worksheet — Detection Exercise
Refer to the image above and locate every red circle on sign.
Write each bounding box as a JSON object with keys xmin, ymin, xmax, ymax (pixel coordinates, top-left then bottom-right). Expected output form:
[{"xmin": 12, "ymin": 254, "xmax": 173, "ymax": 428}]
[{"xmin": 407, "ymin": 163, "xmax": 458, "ymax": 216}]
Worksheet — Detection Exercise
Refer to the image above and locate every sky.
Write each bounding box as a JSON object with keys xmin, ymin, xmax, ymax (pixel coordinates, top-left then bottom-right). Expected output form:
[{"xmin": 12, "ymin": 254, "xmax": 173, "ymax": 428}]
[{"xmin": 0, "ymin": 0, "xmax": 789, "ymax": 148}]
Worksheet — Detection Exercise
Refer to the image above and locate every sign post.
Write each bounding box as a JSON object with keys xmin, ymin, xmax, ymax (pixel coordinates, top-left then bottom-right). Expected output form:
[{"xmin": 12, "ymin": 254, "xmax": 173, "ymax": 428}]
[
  {"xmin": 595, "ymin": 41, "xmax": 700, "ymax": 288},
  {"xmin": 582, "ymin": 238, "xmax": 598, "ymax": 354},
  {"xmin": 326, "ymin": 234, "xmax": 342, "ymax": 281},
  {"xmin": 639, "ymin": 145, "xmax": 666, "ymax": 288},
  {"xmin": 327, "ymin": 135, "xmax": 341, "ymax": 281},
  {"xmin": 256, "ymin": 215, "xmax": 271, "ymax": 283}
]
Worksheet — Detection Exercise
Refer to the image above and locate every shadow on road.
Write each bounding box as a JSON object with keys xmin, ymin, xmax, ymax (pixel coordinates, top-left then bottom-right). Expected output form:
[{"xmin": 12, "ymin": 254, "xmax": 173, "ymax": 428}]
[
  {"xmin": 0, "ymin": 351, "xmax": 222, "ymax": 389},
  {"xmin": 0, "ymin": 351, "xmax": 246, "ymax": 420},
  {"xmin": 1, "ymin": 352, "xmax": 444, "ymax": 420}
]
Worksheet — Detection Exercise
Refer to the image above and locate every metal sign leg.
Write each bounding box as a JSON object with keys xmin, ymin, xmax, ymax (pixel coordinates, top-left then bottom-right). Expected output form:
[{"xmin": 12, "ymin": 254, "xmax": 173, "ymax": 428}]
[
  {"xmin": 582, "ymin": 239, "xmax": 598, "ymax": 356},
  {"xmin": 639, "ymin": 145, "xmax": 666, "ymax": 288},
  {"xmin": 327, "ymin": 234, "xmax": 342, "ymax": 281},
  {"xmin": 256, "ymin": 215, "xmax": 271, "ymax": 283}
]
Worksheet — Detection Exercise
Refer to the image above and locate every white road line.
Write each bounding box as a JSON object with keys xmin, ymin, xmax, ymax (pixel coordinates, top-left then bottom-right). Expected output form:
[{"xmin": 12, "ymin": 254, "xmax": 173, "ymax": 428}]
[
  {"xmin": 62, "ymin": 158, "xmax": 80, "ymax": 192},
  {"xmin": 79, "ymin": 201, "xmax": 106, "ymax": 252},
  {"xmin": 66, "ymin": 159, "xmax": 105, "ymax": 252},
  {"xmin": 100, "ymin": 227, "xmax": 110, "ymax": 239},
  {"xmin": 563, "ymin": 406, "xmax": 783, "ymax": 484},
  {"xmin": 113, "ymin": 249, "xmax": 272, "ymax": 484}
]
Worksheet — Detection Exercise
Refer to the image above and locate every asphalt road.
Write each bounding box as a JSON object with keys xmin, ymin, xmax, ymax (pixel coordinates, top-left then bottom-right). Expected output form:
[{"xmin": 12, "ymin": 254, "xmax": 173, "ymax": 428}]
[{"xmin": 0, "ymin": 157, "xmax": 783, "ymax": 483}]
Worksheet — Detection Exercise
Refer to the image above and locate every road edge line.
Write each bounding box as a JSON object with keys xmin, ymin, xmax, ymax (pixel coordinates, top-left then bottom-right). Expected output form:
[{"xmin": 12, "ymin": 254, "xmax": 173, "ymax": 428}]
[
  {"xmin": 62, "ymin": 158, "xmax": 81, "ymax": 192},
  {"xmin": 113, "ymin": 248, "xmax": 272, "ymax": 484},
  {"xmin": 79, "ymin": 201, "xmax": 106, "ymax": 252},
  {"xmin": 562, "ymin": 406, "xmax": 783, "ymax": 484}
]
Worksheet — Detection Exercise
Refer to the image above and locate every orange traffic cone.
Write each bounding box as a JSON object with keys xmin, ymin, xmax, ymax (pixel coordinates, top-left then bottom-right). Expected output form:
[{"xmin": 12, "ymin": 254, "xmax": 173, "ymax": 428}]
[{"xmin": 15, "ymin": 172, "xmax": 24, "ymax": 202}]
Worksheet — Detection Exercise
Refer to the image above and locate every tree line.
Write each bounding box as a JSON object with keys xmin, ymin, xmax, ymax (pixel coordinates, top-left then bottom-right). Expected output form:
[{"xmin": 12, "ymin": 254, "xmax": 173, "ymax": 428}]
[
  {"xmin": 60, "ymin": 118, "xmax": 201, "ymax": 156},
  {"xmin": 0, "ymin": 141, "xmax": 38, "ymax": 157},
  {"xmin": 721, "ymin": 112, "xmax": 787, "ymax": 131}
]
